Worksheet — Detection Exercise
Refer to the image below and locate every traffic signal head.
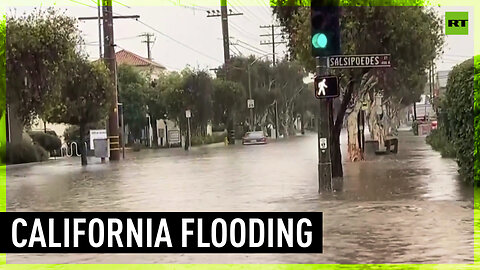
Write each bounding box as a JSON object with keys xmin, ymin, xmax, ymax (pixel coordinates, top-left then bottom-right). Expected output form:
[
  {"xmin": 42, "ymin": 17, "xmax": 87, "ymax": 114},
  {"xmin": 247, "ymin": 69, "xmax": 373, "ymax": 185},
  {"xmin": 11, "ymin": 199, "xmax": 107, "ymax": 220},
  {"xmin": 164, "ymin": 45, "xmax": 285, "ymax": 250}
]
[{"xmin": 311, "ymin": 0, "xmax": 341, "ymax": 57}]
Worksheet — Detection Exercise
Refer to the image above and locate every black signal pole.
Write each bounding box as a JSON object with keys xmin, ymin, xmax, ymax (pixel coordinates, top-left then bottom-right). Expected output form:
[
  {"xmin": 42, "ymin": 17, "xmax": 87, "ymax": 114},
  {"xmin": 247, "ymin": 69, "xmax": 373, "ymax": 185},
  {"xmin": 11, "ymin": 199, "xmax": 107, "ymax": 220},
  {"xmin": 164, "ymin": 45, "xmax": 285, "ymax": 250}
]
[{"xmin": 316, "ymin": 57, "xmax": 333, "ymax": 191}]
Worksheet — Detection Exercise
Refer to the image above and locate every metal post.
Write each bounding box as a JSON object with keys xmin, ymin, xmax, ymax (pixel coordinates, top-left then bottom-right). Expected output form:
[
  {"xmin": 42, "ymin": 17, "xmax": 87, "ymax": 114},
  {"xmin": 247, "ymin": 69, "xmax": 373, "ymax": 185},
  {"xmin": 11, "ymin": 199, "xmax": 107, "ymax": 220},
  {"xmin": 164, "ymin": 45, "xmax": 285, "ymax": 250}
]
[
  {"xmin": 316, "ymin": 56, "xmax": 332, "ymax": 191},
  {"xmin": 248, "ymin": 65, "xmax": 253, "ymax": 131},
  {"xmin": 103, "ymin": 0, "xmax": 120, "ymax": 161},
  {"xmin": 118, "ymin": 103, "xmax": 125, "ymax": 159},
  {"xmin": 164, "ymin": 119, "xmax": 169, "ymax": 148},
  {"xmin": 275, "ymin": 100, "xmax": 279, "ymax": 139},
  {"xmin": 185, "ymin": 117, "xmax": 191, "ymax": 150}
]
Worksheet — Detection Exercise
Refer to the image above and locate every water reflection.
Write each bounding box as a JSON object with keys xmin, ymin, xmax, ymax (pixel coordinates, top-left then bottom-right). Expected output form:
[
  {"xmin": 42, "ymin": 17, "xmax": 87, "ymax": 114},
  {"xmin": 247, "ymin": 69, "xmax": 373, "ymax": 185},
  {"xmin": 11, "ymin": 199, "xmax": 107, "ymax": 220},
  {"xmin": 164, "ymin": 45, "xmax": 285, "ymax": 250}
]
[{"xmin": 6, "ymin": 131, "xmax": 473, "ymax": 263}]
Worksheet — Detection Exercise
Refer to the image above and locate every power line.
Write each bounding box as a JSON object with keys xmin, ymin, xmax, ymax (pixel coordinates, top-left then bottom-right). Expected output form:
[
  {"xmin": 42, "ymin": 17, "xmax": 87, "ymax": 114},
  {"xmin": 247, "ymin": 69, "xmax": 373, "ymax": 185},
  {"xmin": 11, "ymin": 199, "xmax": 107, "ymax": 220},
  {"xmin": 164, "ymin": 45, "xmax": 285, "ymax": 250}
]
[
  {"xmin": 233, "ymin": 42, "xmax": 270, "ymax": 56},
  {"xmin": 229, "ymin": 22, "xmax": 260, "ymax": 41},
  {"xmin": 236, "ymin": 39, "xmax": 270, "ymax": 54},
  {"xmin": 259, "ymin": 24, "xmax": 286, "ymax": 65},
  {"xmin": 68, "ymin": 0, "xmax": 98, "ymax": 10},
  {"xmin": 136, "ymin": 19, "xmax": 223, "ymax": 64},
  {"xmin": 112, "ymin": 0, "xmax": 131, "ymax": 8}
]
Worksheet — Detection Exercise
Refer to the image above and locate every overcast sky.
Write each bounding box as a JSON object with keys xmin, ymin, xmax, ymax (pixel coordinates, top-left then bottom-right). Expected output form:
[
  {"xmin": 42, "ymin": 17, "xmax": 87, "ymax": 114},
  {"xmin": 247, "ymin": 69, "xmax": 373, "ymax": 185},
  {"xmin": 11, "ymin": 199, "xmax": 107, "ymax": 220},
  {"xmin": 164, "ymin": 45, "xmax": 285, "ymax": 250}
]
[{"xmin": 8, "ymin": 3, "xmax": 475, "ymax": 74}]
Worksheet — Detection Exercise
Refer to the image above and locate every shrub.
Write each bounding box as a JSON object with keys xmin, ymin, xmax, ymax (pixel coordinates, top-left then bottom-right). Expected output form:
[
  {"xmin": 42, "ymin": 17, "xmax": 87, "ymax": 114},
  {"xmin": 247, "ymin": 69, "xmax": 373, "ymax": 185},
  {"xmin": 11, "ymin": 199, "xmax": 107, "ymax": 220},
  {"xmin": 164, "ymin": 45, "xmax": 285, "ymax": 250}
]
[
  {"xmin": 426, "ymin": 129, "xmax": 456, "ymax": 158},
  {"xmin": 412, "ymin": 120, "xmax": 419, "ymax": 135},
  {"xmin": 33, "ymin": 144, "xmax": 49, "ymax": 162},
  {"xmin": 191, "ymin": 133, "xmax": 226, "ymax": 146},
  {"xmin": 475, "ymin": 56, "xmax": 480, "ymax": 185},
  {"xmin": 63, "ymin": 125, "xmax": 80, "ymax": 145},
  {"xmin": 5, "ymin": 141, "xmax": 49, "ymax": 164},
  {"xmin": 0, "ymin": 143, "xmax": 6, "ymax": 164},
  {"xmin": 441, "ymin": 56, "xmax": 477, "ymax": 183},
  {"xmin": 28, "ymin": 131, "xmax": 62, "ymax": 152},
  {"xmin": 132, "ymin": 142, "xmax": 143, "ymax": 152}
]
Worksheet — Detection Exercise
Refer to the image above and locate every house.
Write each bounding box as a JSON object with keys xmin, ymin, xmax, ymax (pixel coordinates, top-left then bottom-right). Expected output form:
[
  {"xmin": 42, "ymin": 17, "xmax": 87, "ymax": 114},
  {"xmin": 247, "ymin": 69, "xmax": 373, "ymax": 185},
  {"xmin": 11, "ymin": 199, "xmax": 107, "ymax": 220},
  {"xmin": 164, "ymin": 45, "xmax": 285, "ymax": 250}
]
[
  {"xmin": 114, "ymin": 50, "xmax": 181, "ymax": 147},
  {"xmin": 115, "ymin": 49, "xmax": 167, "ymax": 80}
]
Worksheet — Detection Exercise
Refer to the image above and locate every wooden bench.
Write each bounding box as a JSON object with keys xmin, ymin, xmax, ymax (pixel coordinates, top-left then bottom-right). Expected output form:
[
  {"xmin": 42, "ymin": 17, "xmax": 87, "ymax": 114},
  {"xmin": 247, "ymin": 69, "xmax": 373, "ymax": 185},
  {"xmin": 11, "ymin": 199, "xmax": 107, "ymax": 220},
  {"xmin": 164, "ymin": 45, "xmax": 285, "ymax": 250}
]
[
  {"xmin": 385, "ymin": 137, "xmax": 399, "ymax": 154},
  {"xmin": 374, "ymin": 137, "xmax": 399, "ymax": 155}
]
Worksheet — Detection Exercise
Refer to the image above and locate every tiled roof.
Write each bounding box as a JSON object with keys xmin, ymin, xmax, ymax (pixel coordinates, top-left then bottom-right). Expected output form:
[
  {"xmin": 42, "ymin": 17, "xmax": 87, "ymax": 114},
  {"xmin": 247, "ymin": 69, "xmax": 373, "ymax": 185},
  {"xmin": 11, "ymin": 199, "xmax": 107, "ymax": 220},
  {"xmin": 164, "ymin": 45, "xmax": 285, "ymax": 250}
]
[{"xmin": 115, "ymin": 49, "xmax": 166, "ymax": 70}]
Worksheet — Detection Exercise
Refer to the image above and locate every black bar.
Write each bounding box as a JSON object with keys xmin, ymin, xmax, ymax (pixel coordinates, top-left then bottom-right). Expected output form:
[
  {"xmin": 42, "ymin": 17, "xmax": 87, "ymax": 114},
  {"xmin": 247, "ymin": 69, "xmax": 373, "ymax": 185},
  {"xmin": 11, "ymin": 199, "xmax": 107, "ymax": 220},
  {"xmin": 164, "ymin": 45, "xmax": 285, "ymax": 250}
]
[{"xmin": 0, "ymin": 212, "xmax": 322, "ymax": 253}]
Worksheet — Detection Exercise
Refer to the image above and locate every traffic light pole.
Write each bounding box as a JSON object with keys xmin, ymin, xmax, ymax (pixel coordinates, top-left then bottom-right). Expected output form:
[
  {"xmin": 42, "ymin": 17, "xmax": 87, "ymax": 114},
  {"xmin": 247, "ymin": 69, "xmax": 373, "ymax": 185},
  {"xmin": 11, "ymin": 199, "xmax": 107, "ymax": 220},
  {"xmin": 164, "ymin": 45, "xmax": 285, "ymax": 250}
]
[{"xmin": 316, "ymin": 56, "xmax": 333, "ymax": 191}]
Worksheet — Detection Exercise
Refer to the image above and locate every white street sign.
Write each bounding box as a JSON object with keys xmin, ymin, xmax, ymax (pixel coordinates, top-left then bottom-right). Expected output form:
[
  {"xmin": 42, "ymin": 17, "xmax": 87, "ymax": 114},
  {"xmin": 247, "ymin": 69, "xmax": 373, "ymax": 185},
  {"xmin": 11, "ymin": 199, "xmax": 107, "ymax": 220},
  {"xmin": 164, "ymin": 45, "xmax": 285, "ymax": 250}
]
[
  {"xmin": 328, "ymin": 54, "xmax": 391, "ymax": 68},
  {"xmin": 185, "ymin": 110, "xmax": 191, "ymax": 118},
  {"xmin": 89, "ymin": 129, "xmax": 107, "ymax": 150},
  {"xmin": 319, "ymin": 138, "xmax": 327, "ymax": 149},
  {"xmin": 247, "ymin": 99, "xmax": 255, "ymax": 109}
]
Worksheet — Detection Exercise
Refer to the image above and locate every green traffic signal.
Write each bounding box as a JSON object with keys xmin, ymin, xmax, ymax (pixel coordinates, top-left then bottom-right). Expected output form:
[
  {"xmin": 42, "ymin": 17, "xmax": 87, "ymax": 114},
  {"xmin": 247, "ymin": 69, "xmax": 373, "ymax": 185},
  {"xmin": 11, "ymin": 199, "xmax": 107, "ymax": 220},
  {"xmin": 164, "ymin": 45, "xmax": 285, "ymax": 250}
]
[{"xmin": 312, "ymin": 33, "xmax": 327, "ymax": 49}]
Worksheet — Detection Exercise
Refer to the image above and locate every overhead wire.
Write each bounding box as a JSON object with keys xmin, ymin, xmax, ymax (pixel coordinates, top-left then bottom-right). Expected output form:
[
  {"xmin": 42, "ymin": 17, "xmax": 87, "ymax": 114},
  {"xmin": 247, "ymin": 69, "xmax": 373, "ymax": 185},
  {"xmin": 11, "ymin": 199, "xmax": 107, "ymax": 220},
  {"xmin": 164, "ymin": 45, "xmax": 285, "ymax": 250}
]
[{"xmin": 135, "ymin": 19, "xmax": 223, "ymax": 64}]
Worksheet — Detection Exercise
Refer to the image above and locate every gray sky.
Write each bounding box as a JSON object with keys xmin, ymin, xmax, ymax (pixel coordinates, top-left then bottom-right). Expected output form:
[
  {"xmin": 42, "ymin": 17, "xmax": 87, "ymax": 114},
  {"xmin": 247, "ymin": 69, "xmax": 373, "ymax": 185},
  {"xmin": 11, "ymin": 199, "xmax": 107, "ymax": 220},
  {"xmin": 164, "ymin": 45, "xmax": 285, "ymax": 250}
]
[
  {"xmin": 9, "ymin": 4, "xmax": 475, "ymax": 74},
  {"xmin": 69, "ymin": 4, "xmax": 285, "ymax": 72}
]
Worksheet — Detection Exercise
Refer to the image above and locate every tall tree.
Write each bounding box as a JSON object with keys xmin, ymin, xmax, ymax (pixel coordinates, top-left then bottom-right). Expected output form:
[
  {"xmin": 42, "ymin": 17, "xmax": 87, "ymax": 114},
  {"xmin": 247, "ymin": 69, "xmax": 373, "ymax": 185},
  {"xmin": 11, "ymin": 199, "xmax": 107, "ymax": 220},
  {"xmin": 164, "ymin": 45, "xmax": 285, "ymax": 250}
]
[
  {"xmin": 0, "ymin": 18, "xmax": 6, "ymax": 117},
  {"xmin": 6, "ymin": 8, "xmax": 81, "ymax": 125},
  {"xmin": 182, "ymin": 69, "xmax": 214, "ymax": 136},
  {"xmin": 271, "ymin": 59, "xmax": 307, "ymax": 136},
  {"xmin": 44, "ymin": 56, "xmax": 114, "ymax": 166},
  {"xmin": 118, "ymin": 65, "xmax": 149, "ymax": 144},
  {"xmin": 272, "ymin": 2, "xmax": 444, "ymax": 177},
  {"xmin": 212, "ymin": 79, "xmax": 246, "ymax": 128}
]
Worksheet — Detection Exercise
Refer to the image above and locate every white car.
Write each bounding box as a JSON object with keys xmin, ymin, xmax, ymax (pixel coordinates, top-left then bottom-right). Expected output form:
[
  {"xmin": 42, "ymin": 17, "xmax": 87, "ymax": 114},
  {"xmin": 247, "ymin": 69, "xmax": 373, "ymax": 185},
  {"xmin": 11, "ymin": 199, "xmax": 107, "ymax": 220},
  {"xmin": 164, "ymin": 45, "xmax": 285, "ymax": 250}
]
[{"xmin": 242, "ymin": 131, "xmax": 267, "ymax": 145}]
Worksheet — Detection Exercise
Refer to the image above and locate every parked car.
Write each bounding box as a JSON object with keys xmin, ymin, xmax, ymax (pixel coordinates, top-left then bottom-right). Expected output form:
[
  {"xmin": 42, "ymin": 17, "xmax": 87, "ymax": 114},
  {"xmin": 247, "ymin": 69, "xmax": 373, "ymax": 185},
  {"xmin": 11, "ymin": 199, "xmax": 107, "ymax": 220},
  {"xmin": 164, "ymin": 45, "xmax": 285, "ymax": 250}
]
[{"xmin": 242, "ymin": 131, "xmax": 267, "ymax": 145}]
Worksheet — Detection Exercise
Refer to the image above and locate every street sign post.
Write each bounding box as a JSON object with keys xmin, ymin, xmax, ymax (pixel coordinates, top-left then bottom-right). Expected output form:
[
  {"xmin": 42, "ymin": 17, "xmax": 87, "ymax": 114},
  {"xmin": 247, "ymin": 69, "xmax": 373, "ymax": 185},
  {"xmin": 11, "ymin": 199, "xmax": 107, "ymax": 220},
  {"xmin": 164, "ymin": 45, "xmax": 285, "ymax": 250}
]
[
  {"xmin": 185, "ymin": 110, "xmax": 191, "ymax": 150},
  {"xmin": 247, "ymin": 99, "xmax": 255, "ymax": 109},
  {"xmin": 89, "ymin": 129, "xmax": 107, "ymax": 150},
  {"xmin": 319, "ymin": 138, "xmax": 327, "ymax": 149},
  {"xmin": 314, "ymin": 75, "xmax": 339, "ymax": 99},
  {"xmin": 327, "ymin": 54, "xmax": 391, "ymax": 69}
]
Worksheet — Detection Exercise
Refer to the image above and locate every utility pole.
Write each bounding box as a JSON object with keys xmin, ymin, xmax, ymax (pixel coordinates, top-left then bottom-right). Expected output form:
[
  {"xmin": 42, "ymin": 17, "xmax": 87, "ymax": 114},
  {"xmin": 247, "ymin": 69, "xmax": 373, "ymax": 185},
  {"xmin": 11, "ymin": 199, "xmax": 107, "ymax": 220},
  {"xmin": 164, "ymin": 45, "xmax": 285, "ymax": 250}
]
[
  {"xmin": 102, "ymin": 0, "xmax": 120, "ymax": 161},
  {"xmin": 140, "ymin": 33, "xmax": 155, "ymax": 60},
  {"xmin": 260, "ymin": 25, "xmax": 285, "ymax": 138},
  {"xmin": 260, "ymin": 25, "xmax": 286, "ymax": 66},
  {"xmin": 97, "ymin": 0, "xmax": 102, "ymax": 58},
  {"xmin": 316, "ymin": 57, "xmax": 332, "ymax": 191},
  {"xmin": 206, "ymin": 2, "xmax": 243, "ymax": 144},
  {"xmin": 206, "ymin": 2, "xmax": 243, "ymax": 76},
  {"xmin": 79, "ymin": 4, "xmax": 139, "ymax": 161}
]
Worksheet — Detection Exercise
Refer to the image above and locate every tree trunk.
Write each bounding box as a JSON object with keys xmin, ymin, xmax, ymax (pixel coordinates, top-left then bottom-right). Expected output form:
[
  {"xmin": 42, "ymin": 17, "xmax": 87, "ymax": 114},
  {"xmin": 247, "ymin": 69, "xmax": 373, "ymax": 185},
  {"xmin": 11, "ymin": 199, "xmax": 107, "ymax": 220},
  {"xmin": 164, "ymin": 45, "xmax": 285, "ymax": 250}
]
[
  {"xmin": 347, "ymin": 101, "xmax": 363, "ymax": 162},
  {"xmin": 330, "ymin": 128, "xmax": 343, "ymax": 177},
  {"xmin": 330, "ymin": 77, "xmax": 356, "ymax": 178},
  {"xmin": 300, "ymin": 113, "xmax": 305, "ymax": 134},
  {"xmin": 79, "ymin": 124, "xmax": 87, "ymax": 166},
  {"xmin": 151, "ymin": 117, "xmax": 158, "ymax": 148}
]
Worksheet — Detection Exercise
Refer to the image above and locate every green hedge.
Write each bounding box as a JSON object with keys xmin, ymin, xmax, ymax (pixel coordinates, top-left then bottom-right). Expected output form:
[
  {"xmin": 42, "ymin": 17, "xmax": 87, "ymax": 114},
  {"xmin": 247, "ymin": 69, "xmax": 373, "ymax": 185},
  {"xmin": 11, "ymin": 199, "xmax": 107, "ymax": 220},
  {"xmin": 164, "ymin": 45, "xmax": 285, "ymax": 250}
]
[
  {"xmin": 426, "ymin": 129, "xmax": 456, "ymax": 158},
  {"xmin": 475, "ymin": 56, "xmax": 479, "ymax": 184},
  {"xmin": 439, "ymin": 56, "xmax": 477, "ymax": 184},
  {"xmin": 4, "ymin": 141, "xmax": 49, "ymax": 164},
  {"xmin": 191, "ymin": 133, "xmax": 227, "ymax": 146},
  {"xmin": 28, "ymin": 131, "xmax": 62, "ymax": 152}
]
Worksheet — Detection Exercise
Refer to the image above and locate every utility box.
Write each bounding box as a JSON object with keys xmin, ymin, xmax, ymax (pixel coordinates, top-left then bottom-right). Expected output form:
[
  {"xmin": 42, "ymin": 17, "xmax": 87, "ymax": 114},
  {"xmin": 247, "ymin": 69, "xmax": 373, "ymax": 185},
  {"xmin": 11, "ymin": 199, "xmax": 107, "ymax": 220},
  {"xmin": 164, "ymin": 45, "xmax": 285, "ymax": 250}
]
[{"xmin": 93, "ymin": 139, "xmax": 109, "ymax": 158}]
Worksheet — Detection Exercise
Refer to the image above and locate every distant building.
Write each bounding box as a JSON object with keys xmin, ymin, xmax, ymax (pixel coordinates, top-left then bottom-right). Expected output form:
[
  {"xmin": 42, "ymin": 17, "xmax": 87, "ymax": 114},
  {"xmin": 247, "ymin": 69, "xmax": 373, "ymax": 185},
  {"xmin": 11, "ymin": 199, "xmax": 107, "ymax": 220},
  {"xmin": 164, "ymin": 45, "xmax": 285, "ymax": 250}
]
[
  {"xmin": 114, "ymin": 50, "xmax": 180, "ymax": 147},
  {"xmin": 115, "ymin": 49, "xmax": 167, "ymax": 80},
  {"xmin": 435, "ymin": 70, "xmax": 450, "ymax": 98}
]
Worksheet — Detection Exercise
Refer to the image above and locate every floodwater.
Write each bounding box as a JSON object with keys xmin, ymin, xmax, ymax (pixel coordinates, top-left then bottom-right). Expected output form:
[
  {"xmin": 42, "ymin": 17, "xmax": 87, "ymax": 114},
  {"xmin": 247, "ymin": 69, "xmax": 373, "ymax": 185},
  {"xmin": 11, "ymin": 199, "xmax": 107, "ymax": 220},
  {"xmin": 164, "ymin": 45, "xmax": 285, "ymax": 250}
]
[{"xmin": 6, "ymin": 130, "xmax": 473, "ymax": 264}]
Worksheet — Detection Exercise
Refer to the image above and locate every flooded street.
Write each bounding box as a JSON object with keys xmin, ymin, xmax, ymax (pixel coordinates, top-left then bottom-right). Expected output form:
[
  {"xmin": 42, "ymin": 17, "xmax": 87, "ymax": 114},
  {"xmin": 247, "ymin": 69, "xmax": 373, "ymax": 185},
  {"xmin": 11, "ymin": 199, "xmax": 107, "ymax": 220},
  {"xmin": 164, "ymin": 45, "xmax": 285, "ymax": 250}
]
[{"xmin": 6, "ymin": 130, "xmax": 473, "ymax": 264}]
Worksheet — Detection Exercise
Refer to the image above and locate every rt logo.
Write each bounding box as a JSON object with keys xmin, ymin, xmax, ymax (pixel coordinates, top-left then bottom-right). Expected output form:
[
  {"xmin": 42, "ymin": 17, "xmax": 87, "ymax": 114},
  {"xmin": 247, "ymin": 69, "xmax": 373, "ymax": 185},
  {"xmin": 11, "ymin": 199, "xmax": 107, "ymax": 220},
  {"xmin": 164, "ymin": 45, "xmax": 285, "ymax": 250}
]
[{"xmin": 445, "ymin": 12, "xmax": 468, "ymax": 35}]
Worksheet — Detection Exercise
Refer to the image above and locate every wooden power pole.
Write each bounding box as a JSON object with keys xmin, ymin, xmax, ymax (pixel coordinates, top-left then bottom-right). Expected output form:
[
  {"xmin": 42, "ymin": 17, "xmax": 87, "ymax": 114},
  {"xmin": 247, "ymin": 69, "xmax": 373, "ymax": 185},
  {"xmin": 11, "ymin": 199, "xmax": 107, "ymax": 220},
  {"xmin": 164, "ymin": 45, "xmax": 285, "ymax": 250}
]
[
  {"xmin": 79, "ymin": 2, "xmax": 139, "ymax": 161},
  {"xmin": 140, "ymin": 33, "xmax": 155, "ymax": 60},
  {"xmin": 102, "ymin": 0, "xmax": 121, "ymax": 161}
]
